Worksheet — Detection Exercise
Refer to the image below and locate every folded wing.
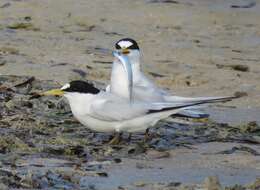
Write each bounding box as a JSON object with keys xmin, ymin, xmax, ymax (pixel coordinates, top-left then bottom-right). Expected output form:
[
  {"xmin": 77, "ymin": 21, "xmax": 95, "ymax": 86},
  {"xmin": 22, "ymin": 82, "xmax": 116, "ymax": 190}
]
[{"xmin": 88, "ymin": 93, "xmax": 236, "ymax": 122}]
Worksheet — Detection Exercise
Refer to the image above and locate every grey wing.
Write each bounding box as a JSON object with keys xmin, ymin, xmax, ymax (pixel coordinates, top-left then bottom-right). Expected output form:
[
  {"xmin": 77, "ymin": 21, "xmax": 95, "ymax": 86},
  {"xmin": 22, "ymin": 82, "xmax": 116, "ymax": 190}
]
[
  {"xmin": 89, "ymin": 95, "xmax": 147, "ymax": 121},
  {"xmin": 89, "ymin": 92, "xmax": 236, "ymax": 122},
  {"xmin": 133, "ymin": 74, "xmax": 169, "ymax": 102},
  {"xmin": 88, "ymin": 96, "xmax": 201, "ymax": 122},
  {"xmin": 133, "ymin": 85, "xmax": 165, "ymax": 102},
  {"xmin": 88, "ymin": 93, "xmax": 187, "ymax": 122}
]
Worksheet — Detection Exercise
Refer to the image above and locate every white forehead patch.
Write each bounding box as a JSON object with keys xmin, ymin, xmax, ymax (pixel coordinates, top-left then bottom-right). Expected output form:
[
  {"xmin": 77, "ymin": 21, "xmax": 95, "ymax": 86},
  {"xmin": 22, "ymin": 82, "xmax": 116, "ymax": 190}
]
[
  {"xmin": 61, "ymin": 83, "xmax": 70, "ymax": 90},
  {"xmin": 118, "ymin": 40, "xmax": 133, "ymax": 48}
]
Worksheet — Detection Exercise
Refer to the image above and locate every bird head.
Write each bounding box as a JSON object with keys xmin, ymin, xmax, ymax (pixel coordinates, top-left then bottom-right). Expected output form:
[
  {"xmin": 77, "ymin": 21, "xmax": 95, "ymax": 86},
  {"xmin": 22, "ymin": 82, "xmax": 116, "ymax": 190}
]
[
  {"xmin": 42, "ymin": 81, "xmax": 100, "ymax": 97},
  {"xmin": 115, "ymin": 38, "xmax": 140, "ymax": 61}
]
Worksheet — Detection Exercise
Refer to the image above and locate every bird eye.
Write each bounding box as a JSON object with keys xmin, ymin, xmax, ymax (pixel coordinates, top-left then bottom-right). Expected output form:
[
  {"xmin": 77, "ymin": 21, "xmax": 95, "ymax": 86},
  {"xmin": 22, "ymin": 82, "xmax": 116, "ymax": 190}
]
[
  {"xmin": 61, "ymin": 83, "xmax": 70, "ymax": 90},
  {"xmin": 115, "ymin": 43, "xmax": 121, "ymax": 50},
  {"xmin": 128, "ymin": 42, "xmax": 139, "ymax": 50}
]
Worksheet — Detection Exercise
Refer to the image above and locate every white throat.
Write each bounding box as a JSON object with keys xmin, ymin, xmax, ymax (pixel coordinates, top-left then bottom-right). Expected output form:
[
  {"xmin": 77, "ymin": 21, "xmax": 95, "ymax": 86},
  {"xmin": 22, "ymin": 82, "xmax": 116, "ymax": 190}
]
[
  {"xmin": 64, "ymin": 93, "xmax": 94, "ymax": 117},
  {"xmin": 110, "ymin": 59, "xmax": 130, "ymax": 98},
  {"xmin": 129, "ymin": 56, "xmax": 141, "ymax": 81}
]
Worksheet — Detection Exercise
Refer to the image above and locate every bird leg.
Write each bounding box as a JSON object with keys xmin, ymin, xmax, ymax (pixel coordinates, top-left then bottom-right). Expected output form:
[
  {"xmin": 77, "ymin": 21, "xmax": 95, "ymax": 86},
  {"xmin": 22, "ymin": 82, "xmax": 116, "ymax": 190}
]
[
  {"xmin": 91, "ymin": 132, "xmax": 96, "ymax": 138},
  {"xmin": 144, "ymin": 128, "xmax": 150, "ymax": 142},
  {"xmin": 108, "ymin": 132, "xmax": 122, "ymax": 145},
  {"xmin": 127, "ymin": 133, "xmax": 132, "ymax": 142}
]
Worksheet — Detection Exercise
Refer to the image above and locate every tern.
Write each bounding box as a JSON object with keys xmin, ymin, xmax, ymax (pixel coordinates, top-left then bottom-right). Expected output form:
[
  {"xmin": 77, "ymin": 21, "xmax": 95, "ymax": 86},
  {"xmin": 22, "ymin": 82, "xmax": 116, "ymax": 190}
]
[
  {"xmin": 107, "ymin": 38, "xmax": 235, "ymax": 118},
  {"xmin": 42, "ymin": 80, "xmax": 235, "ymax": 144}
]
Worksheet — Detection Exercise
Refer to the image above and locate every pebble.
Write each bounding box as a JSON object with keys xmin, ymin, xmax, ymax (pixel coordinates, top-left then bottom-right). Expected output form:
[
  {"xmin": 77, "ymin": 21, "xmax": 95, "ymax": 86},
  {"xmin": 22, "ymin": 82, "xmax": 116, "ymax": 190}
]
[
  {"xmin": 203, "ymin": 176, "xmax": 222, "ymax": 190},
  {"xmin": 146, "ymin": 150, "xmax": 170, "ymax": 159}
]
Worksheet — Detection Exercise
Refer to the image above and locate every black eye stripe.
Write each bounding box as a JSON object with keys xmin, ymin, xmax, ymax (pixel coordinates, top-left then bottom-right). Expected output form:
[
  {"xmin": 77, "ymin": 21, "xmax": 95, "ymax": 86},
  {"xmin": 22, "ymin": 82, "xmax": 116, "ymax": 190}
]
[
  {"xmin": 128, "ymin": 44, "xmax": 139, "ymax": 49},
  {"xmin": 115, "ymin": 43, "xmax": 121, "ymax": 50}
]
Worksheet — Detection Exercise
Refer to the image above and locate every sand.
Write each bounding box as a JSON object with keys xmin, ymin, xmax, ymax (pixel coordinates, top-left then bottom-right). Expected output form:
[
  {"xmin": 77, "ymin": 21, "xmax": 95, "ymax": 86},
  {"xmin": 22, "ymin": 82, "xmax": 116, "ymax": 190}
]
[{"xmin": 0, "ymin": 0, "xmax": 260, "ymax": 189}]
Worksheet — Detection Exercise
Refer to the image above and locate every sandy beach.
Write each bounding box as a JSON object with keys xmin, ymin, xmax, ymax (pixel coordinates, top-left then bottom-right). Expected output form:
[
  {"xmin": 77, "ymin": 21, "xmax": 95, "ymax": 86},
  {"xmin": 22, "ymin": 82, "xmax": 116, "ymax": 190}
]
[{"xmin": 0, "ymin": 0, "xmax": 260, "ymax": 189}]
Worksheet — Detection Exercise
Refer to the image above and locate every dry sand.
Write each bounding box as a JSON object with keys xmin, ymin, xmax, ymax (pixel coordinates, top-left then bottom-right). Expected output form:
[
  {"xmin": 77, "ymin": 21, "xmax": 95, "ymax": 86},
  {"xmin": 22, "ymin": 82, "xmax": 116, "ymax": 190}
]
[
  {"xmin": 0, "ymin": 0, "xmax": 260, "ymax": 106},
  {"xmin": 0, "ymin": 0, "xmax": 260, "ymax": 189}
]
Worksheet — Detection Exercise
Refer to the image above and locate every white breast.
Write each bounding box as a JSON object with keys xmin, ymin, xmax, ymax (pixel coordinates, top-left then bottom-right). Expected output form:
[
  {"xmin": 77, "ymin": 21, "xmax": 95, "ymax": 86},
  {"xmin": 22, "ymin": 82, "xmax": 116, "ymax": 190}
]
[{"xmin": 110, "ymin": 59, "xmax": 130, "ymax": 99}]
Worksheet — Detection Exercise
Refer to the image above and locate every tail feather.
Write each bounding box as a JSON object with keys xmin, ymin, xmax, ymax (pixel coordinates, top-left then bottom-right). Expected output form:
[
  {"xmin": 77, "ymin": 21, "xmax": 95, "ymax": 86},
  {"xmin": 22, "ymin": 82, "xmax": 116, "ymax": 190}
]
[
  {"xmin": 148, "ymin": 96, "xmax": 236, "ymax": 114},
  {"xmin": 163, "ymin": 95, "xmax": 236, "ymax": 104},
  {"xmin": 119, "ymin": 95, "xmax": 238, "ymax": 133}
]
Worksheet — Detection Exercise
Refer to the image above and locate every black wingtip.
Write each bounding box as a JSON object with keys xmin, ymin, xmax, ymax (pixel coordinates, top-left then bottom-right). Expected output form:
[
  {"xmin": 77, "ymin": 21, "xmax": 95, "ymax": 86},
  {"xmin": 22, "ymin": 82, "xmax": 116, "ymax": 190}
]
[
  {"xmin": 233, "ymin": 91, "xmax": 248, "ymax": 98},
  {"xmin": 147, "ymin": 96, "xmax": 238, "ymax": 114}
]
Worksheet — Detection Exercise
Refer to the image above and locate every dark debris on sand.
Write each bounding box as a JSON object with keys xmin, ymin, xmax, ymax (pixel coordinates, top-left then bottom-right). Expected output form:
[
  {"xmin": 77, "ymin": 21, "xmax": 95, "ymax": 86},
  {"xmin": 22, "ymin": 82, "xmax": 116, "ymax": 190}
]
[{"xmin": 0, "ymin": 75, "xmax": 259, "ymax": 189}]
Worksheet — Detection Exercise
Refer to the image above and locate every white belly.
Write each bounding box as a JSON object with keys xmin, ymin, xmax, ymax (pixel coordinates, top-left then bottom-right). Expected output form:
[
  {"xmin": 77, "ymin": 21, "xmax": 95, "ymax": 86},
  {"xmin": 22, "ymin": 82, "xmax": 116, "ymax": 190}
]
[
  {"xmin": 74, "ymin": 114, "xmax": 152, "ymax": 133},
  {"xmin": 75, "ymin": 114, "xmax": 117, "ymax": 133}
]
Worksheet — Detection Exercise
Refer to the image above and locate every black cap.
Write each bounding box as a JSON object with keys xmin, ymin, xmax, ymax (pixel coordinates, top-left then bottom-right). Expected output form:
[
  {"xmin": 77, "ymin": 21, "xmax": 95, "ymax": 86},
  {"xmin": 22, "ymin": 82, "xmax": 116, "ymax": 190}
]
[
  {"xmin": 115, "ymin": 38, "xmax": 139, "ymax": 50},
  {"xmin": 62, "ymin": 81, "xmax": 100, "ymax": 94}
]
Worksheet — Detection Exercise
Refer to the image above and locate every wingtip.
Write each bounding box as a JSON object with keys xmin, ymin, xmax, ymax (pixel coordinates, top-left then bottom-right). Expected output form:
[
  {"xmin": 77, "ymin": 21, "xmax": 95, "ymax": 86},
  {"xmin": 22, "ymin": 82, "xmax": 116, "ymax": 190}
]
[{"xmin": 233, "ymin": 91, "xmax": 248, "ymax": 98}]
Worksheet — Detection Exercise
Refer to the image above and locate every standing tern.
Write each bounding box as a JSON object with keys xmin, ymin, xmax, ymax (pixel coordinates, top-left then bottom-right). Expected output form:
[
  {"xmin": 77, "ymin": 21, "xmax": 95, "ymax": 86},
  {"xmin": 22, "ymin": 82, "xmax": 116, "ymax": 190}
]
[
  {"xmin": 42, "ymin": 81, "xmax": 235, "ymax": 144},
  {"xmin": 107, "ymin": 38, "xmax": 236, "ymax": 118}
]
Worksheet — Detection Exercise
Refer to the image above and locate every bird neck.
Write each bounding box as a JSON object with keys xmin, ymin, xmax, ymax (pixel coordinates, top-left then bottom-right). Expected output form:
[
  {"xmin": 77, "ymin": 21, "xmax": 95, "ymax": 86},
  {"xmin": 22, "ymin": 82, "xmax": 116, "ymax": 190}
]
[
  {"xmin": 110, "ymin": 59, "xmax": 130, "ymax": 98},
  {"xmin": 131, "ymin": 61, "xmax": 141, "ymax": 76},
  {"xmin": 130, "ymin": 57, "xmax": 142, "ymax": 81},
  {"xmin": 64, "ymin": 93, "xmax": 94, "ymax": 116}
]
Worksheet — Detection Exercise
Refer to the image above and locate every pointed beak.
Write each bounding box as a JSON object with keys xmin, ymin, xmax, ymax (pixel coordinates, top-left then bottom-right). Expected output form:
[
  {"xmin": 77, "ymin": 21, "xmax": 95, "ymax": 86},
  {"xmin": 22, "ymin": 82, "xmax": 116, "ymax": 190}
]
[
  {"xmin": 121, "ymin": 48, "xmax": 130, "ymax": 55},
  {"xmin": 112, "ymin": 51, "xmax": 133, "ymax": 102},
  {"xmin": 42, "ymin": 89, "xmax": 64, "ymax": 96}
]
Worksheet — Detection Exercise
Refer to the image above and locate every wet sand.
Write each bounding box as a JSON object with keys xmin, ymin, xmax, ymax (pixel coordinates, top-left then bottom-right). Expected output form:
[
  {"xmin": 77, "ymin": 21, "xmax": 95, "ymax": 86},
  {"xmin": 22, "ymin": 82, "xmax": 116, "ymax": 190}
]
[
  {"xmin": 0, "ymin": 0, "xmax": 260, "ymax": 189},
  {"xmin": 82, "ymin": 142, "xmax": 260, "ymax": 189}
]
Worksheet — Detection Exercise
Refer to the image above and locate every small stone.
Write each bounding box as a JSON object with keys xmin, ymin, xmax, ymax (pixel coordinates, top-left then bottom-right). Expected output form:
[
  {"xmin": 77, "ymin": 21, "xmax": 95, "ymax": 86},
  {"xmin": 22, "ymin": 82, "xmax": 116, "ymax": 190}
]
[
  {"xmin": 24, "ymin": 16, "xmax": 32, "ymax": 21},
  {"xmin": 230, "ymin": 64, "xmax": 249, "ymax": 72},
  {"xmin": 149, "ymin": 72, "xmax": 165, "ymax": 78},
  {"xmin": 96, "ymin": 172, "xmax": 108, "ymax": 177},
  {"xmin": 216, "ymin": 64, "xmax": 249, "ymax": 72},
  {"xmin": 134, "ymin": 181, "xmax": 146, "ymax": 187},
  {"xmin": 146, "ymin": 150, "xmax": 170, "ymax": 159},
  {"xmin": 203, "ymin": 176, "xmax": 221, "ymax": 190},
  {"xmin": 7, "ymin": 23, "xmax": 40, "ymax": 31},
  {"xmin": 193, "ymin": 39, "xmax": 200, "ymax": 43},
  {"xmin": 0, "ymin": 60, "xmax": 6, "ymax": 66},
  {"xmin": 128, "ymin": 143, "xmax": 146, "ymax": 155},
  {"xmin": 0, "ymin": 3, "xmax": 11, "ymax": 9},
  {"xmin": 72, "ymin": 69, "xmax": 87, "ymax": 78},
  {"xmin": 0, "ymin": 47, "xmax": 19, "ymax": 55},
  {"xmin": 216, "ymin": 64, "xmax": 224, "ymax": 69},
  {"xmin": 147, "ymin": 0, "xmax": 179, "ymax": 3},
  {"xmin": 114, "ymin": 158, "xmax": 122, "ymax": 163},
  {"xmin": 136, "ymin": 162, "xmax": 151, "ymax": 169},
  {"xmin": 167, "ymin": 182, "xmax": 181, "ymax": 187}
]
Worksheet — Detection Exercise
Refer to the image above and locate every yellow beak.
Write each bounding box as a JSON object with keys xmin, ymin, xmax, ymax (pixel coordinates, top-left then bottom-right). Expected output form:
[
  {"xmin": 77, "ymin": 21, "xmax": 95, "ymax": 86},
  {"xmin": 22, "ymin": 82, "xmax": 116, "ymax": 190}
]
[
  {"xmin": 121, "ymin": 48, "xmax": 130, "ymax": 55},
  {"xmin": 42, "ymin": 89, "xmax": 64, "ymax": 96}
]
